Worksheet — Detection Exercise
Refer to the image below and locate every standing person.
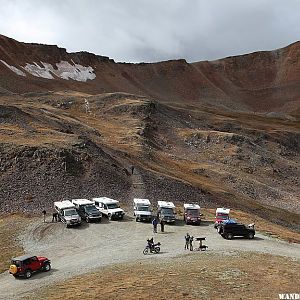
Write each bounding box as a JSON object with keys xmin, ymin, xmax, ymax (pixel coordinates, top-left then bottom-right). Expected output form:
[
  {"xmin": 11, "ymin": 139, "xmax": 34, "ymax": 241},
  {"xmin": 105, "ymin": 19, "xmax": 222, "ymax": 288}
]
[
  {"xmin": 52, "ymin": 211, "xmax": 58, "ymax": 222},
  {"xmin": 130, "ymin": 165, "xmax": 135, "ymax": 175},
  {"xmin": 160, "ymin": 219, "xmax": 165, "ymax": 233},
  {"xmin": 42, "ymin": 210, "xmax": 46, "ymax": 223},
  {"xmin": 152, "ymin": 217, "xmax": 158, "ymax": 233},
  {"xmin": 185, "ymin": 233, "xmax": 190, "ymax": 250},
  {"xmin": 189, "ymin": 236, "xmax": 194, "ymax": 251}
]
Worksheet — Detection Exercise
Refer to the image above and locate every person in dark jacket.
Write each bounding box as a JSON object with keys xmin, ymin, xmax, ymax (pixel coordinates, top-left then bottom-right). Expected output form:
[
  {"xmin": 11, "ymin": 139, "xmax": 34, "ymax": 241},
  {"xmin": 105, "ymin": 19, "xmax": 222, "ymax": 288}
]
[
  {"xmin": 52, "ymin": 211, "xmax": 58, "ymax": 222},
  {"xmin": 160, "ymin": 219, "xmax": 165, "ymax": 232},
  {"xmin": 152, "ymin": 218, "xmax": 158, "ymax": 233},
  {"xmin": 42, "ymin": 210, "xmax": 46, "ymax": 223},
  {"xmin": 189, "ymin": 236, "xmax": 194, "ymax": 251},
  {"xmin": 130, "ymin": 165, "xmax": 135, "ymax": 175},
  {"xmin": 147, "ymin": 237, "xmax": 154, "ymax": 251},
  {"xmin": 185, "ymin": 233, "xmax": 190, "ymax": 250}
]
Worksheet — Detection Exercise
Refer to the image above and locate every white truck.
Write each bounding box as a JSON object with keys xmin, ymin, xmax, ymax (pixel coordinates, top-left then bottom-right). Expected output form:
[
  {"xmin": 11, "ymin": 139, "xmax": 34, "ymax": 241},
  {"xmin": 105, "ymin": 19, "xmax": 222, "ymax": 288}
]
[
  {"xmin": 133, "ymin": 198, "xmax": 152, "ymax": 222},
  {"xmin": 71, "ymin": 199, "xmax": 102, "ymax": 222},
  {"xmin": 54, "ymin": 200, "xmax": 81, "ymax": 228},
  {"xmin": 183, "ymin": 203, "xmax": 201, "ymax": 225},
  {"xmin": 157, "ymin": 201, "xmax": 176, "ymax": 223},
  {"xmin": 92, "ymin": 197, "xmax": 125, "ymax": 220}
]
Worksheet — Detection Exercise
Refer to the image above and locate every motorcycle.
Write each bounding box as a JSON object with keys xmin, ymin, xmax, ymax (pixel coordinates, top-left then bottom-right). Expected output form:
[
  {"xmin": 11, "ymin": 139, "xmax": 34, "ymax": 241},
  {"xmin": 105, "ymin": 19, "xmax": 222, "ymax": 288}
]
[{"xmin": 143, "ymin": 242, "xmax": 161, "ymax": 255}]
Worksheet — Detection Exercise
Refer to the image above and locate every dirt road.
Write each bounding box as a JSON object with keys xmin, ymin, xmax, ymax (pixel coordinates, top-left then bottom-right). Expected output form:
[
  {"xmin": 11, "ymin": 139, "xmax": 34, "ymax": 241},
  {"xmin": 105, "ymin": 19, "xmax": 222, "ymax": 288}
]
[{"xmin": 0, "ymin": 216, "xmax": 299, "ymax": 299}]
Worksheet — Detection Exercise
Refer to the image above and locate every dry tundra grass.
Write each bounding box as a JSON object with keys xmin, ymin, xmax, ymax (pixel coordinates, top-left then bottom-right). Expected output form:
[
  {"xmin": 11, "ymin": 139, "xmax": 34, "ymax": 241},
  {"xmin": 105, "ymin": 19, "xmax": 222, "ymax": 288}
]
[
  {"xmin": 31, "ymin": 252, "xmax": 300, "ymax": 300},
  {"xmin": 0, "ymin": 215, "xmax": 27, "ymax": 273}
]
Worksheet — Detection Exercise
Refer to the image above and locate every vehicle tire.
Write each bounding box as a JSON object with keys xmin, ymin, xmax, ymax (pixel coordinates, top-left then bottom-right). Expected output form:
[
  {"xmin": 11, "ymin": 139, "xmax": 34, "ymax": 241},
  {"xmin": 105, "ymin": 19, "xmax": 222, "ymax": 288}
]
[
  {"xmin": 143, "ymin": 248, "xmax": 149, "ymax": 255},
  {"xmin": 13, "ymin": 274, "xmax": 18, "ymax": 278},
  {"xmin": 43, "ymin": 263, "xmax": 51, "ymax": 272},
  {"xmin": 108, "ymin": 214, "xmax": 111, "ymax": 220},
  {"xmin": 155, "ymin": 247, "xmax": 160, "ymax": 254},
  {"xmin": 217, "ymin": 227, "xmax": 221, "ymax": 233},
  {"xmin": 86, "ymin": 217, "xmax": 90, "ymax": 223},
  {"xmin": 24, "ymin": 269, "xmax": 32, "ymax": 279},
  {"xmin": 226, "ymin": 233, "xmax": 233, "ymax": 240},
  {"xmin": 248, "ymin": 232, "xmax": 254, "ymax": 239},
  {"xmin": 136, "ymin": 217, "xmax": 139, "ymax": 222}
]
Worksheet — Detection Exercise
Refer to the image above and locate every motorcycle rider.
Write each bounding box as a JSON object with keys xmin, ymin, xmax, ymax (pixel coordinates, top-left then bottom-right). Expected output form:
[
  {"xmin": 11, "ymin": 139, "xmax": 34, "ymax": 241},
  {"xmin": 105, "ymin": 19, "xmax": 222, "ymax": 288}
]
[{"xmin": 147, "ymin": 237, "xmax": 155, "ymax": 252}]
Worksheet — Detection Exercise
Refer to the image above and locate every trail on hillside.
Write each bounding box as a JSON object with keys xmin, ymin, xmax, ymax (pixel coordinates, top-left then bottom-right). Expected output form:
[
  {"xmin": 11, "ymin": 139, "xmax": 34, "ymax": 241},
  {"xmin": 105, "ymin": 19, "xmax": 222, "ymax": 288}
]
[{"xmin": 130, "ymin": 167, "xmax": 146, "ymax": 199}]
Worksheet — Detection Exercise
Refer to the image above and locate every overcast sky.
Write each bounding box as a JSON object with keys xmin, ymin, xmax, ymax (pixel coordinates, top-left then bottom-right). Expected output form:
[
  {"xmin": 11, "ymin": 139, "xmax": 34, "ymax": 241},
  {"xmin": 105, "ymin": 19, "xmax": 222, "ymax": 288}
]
[{"xmin": 0, "ymin": 0, "xmax": 299, "ymax": 63}]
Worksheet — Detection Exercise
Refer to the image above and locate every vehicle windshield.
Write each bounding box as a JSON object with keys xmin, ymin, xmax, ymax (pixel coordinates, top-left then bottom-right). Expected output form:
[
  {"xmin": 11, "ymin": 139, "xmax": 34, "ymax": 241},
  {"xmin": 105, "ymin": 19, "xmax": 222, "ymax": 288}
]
[
  {"xmin": 85, "ymin": 205, "xmax": 98, "ymax": 213},
  {"xmin": 187, "ymin": 209, "xmax": 199, "ymax": 216},
  {"xmin": 161, "ymin": 208, "xmax": 174, "ymax": 215},
  {"xmin": 65, "ymin": 209, "xmax": 77, "ymax": 216},
  {"xmin": 107, "ymin": 203, "xmax": 119, "ymax": 209},
  {"xmin": 217, "ymin": 214, "xmax": 229, "ymax": 220},
  {"xmin": 11, "ymin": 260, "xmax": 22, "ymax": 267},
  {"xmin": 137, "ymin": 206, "xmax": 150, "ymax": 212}
]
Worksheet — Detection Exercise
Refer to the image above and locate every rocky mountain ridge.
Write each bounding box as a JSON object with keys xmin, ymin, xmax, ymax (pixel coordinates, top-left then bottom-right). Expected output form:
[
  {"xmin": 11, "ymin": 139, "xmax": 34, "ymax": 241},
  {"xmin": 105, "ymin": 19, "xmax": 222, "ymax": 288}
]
[{"xmin": 1, "ymin": 34, "xmax": 300, "ymax": 114}]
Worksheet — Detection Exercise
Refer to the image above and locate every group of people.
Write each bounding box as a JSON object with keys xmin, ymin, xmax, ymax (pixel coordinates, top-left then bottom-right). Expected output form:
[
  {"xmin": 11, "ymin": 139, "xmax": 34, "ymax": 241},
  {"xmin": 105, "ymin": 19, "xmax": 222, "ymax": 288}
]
[
  {"xmin": 185, "ymin": 233, "xmax": 194, "ymax": 251},
  {"xmin": 41, "ymin": 210, "xmax": 59, "ymax": 223},
  {"xmin": 152, "ymin": 217, "xmax": 165, "ymax": 233}
]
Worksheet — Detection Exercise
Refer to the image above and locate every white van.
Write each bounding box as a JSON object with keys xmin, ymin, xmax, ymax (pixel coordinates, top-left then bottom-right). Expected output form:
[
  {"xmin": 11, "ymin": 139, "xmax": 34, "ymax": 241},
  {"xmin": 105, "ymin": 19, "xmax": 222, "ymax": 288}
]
[
  {"xmin": 92, "ymin": 197, "xmax": 125, "ymax": 220},
  {"xmin": 133, "ymin": 198, "xmax": 152, "ymax": 222}
]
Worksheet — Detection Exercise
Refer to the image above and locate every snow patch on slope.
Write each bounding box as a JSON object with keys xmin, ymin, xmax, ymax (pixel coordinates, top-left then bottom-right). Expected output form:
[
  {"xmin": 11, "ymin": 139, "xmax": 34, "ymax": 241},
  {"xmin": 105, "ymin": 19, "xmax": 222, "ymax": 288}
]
[
  {"xmin": 23, "ymin": 61, "xmax": 96, "ymax": 82},
  {"xmin": 0, "ymin": 59, "xmax": 96, "ymax": 82},
  {"xmin": 23, "ymin": 62, "xmax": 54, "ymax": 79},
  {"xmin": 0, "ymin": 60, "xmax": 26, "ymax": 76}
]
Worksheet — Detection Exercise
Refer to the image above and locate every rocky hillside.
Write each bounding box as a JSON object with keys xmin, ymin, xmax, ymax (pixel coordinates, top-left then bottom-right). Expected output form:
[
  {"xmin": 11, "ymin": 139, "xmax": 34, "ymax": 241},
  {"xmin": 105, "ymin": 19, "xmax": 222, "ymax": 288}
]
[{"xmin": 0, "ymin": 35, "xmax": 299, "ymax": 231}]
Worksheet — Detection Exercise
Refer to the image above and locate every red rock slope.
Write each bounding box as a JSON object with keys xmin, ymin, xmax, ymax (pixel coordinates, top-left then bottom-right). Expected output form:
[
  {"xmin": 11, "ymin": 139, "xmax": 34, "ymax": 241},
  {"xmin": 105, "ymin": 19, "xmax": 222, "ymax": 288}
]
[{"xmin": 0, "ymin": 34, "xmax": 300, "ymax": 113}]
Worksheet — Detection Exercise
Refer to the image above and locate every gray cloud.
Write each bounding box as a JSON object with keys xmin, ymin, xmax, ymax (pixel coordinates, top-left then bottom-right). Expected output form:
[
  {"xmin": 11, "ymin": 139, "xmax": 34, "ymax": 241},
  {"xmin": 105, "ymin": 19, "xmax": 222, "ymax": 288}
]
[{"xmin": 0, "ymin": 0, "xmax": 299, "ymax": 62}]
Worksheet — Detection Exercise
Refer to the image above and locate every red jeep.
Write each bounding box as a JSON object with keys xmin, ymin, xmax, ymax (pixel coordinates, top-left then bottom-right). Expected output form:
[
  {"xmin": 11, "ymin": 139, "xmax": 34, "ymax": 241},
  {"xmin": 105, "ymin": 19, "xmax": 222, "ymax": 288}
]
[{"xmin": 9, "ymin": 255, "xmax": 51, "ymax": 279}]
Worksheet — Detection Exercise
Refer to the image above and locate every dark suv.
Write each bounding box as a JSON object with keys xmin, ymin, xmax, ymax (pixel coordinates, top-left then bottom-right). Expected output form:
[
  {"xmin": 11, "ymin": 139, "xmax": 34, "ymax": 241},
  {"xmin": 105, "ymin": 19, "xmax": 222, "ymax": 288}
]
[
  {"xmin": 218, "ymin": 223, "xmax": 255, "ymax": 239},
  {"xmin": 9, "ymin": 255, "xmax": 51, "ymax": 279},
  {"xmin": 77, "ymin": 204, "xmax": 102, "ymax": 222}
]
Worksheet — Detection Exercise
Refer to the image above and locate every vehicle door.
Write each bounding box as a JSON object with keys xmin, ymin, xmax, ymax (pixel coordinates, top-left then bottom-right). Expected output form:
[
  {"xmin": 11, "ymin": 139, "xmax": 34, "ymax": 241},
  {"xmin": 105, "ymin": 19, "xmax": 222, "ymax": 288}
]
[
  {"xmin": 29, "ymin": 257, "xmax": 41, "ymax": 271},
  {"xmin": 235, "ymin": 225, "xmax": 244, "ymax": 236},
  {"xmin": 102, "ymin": 203, "xmax": 109, "ymax": 215}
]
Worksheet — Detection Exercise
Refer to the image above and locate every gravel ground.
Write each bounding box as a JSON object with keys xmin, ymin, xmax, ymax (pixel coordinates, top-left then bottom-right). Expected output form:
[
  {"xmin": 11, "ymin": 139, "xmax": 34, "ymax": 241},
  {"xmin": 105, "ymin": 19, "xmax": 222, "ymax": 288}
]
[{"xmin": 0, "ymin": 214, "xmax": 299, "ymax": 300}]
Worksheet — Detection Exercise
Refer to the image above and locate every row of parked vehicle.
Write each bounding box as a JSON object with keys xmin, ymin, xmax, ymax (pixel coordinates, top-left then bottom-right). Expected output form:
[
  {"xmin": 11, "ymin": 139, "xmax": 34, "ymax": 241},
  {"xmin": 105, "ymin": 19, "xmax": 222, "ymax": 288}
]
[
  {"xmin": 53, "ymin": 197, "xmax": 255, "ymax": 240},
  {"xmin": 54, "ymin": 197, "xmax": 126, "ymax": 227},
  {"xmin": 53, "ymin": 197, "xmax": 203, "ymax": 228},
  {"xmin": 134, "ymin": 200, "xmax": 201, "ymax": 225}
]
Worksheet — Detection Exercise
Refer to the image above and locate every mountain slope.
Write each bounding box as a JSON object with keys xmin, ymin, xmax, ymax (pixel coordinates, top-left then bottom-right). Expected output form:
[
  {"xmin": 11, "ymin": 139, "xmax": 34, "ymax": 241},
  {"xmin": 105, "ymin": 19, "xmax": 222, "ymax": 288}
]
[
  {"xmin": 1, "ymin": 35, "xmax": 300, "ymax": 113},
  {"xmin": 0, "ymin": 35, "xmax": 300, "ymax": 231}
]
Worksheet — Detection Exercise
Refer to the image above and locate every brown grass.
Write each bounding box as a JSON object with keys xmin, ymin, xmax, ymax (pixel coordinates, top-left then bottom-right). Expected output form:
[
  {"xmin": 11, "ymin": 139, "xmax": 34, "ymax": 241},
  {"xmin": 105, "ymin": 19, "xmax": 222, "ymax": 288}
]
[
  {"xmin": 0, "ymin": 214, "xmax": 30, "ymax": 273},
  {"xmin": 31, "ymin": 252, "xmax": 300, "ymax": 300}
]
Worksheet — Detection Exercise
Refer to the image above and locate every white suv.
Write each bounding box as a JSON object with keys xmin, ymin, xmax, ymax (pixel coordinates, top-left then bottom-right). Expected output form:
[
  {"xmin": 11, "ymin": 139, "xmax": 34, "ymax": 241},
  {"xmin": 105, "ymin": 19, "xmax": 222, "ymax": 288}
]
[{"xmin": 92, "ymin": 197, "xmax": 125, "ymax": 220}]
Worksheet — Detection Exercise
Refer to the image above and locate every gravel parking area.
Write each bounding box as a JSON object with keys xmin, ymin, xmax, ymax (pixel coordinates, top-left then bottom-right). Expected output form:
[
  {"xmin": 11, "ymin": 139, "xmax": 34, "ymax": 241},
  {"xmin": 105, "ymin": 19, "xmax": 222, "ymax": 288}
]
[{"xmin": 0, "ymin": 215, "xmax": 299, "ymax": 299}]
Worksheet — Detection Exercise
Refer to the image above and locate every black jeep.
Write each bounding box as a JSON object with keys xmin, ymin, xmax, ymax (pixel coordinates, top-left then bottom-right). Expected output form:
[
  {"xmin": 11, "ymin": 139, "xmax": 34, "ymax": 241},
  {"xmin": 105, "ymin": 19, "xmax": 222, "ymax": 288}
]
[{"xmin": 218, "ymin": 223, "xmax": 255, "ymax": 239}]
